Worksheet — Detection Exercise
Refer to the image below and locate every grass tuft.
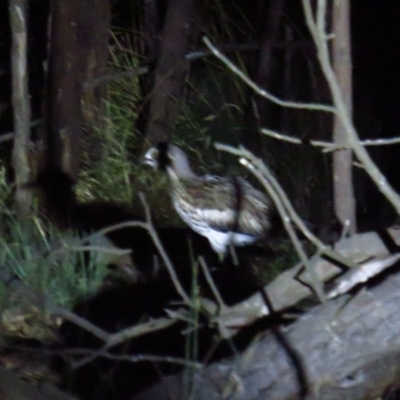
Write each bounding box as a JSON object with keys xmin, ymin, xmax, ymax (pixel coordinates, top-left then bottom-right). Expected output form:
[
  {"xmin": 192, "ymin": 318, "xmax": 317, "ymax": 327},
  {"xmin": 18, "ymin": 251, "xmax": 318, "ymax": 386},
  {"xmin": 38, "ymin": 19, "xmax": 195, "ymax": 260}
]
[{"xmin": 0, "ymin": 213, "xmax": 109, "ymax": 338}]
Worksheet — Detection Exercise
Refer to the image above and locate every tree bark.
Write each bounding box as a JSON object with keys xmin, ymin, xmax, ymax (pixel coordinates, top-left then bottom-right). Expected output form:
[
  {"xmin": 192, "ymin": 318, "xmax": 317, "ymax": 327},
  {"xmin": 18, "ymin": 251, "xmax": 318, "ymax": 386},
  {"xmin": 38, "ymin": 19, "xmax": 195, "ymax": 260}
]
[
  {"xmin": 144, "ymin": 0, "xmax": 195, "ymax": 145},
  {"xmin": 46, "ymin": 0, "xmax": 82, "ymax": 179},
  {"xmin": 253, "ymin": 0, "xmax": 285, "ymax": 128},
  {"xmin": 10, "ymin": 0, "xmax": 31, "ymax": 215},
  {"xmin": 77, "ymin": 0, "xmax": 111, "ymax": 164},
  {"xmin": 45, "ymin": 0, "xmax": 111, "ymax": 178},
  {"xmin": 332, "ymin": 0, "xmax": 356, "ymax": 233},
  {"xmin": 255, "ymin": 0, "xmax": 285, "ymax": 90}
]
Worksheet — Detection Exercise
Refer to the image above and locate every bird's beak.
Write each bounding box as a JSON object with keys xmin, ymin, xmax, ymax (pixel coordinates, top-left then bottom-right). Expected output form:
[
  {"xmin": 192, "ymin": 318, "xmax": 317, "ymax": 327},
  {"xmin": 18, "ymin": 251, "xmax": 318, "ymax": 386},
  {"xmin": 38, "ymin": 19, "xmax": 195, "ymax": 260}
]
[
  {"xmin": 142, "ymin": 155, "xmax": 154, "ymax": 167},
  {"xmin": 142, "ymin": 156, "xmax": 157, "ymax": 169},
  {"xmin": 142, "ymin": 148, "xmax": 158, "ymax": 169}
]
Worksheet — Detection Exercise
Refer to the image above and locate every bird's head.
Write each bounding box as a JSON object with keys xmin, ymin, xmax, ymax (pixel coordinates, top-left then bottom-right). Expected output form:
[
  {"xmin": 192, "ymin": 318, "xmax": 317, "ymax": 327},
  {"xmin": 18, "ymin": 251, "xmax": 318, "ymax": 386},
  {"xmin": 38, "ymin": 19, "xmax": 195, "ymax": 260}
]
[
  {"xmin": 142, "ymin": 146, "xmax": 160, "ymax": 170},
  {"xmin": 142, "ymin": 142, "xmax": 196, "ymax": 178},
  {"xmin": 142, "ymin": 141, "xmax": 170, "ymax": 170}
]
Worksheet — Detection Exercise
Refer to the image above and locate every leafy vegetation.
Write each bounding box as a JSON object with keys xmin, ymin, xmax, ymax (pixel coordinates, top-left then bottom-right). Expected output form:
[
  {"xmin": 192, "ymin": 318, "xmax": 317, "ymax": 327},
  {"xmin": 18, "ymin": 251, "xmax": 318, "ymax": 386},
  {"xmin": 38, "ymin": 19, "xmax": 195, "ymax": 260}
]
[{"xmin": 0, "ymin": 213, "xmax": 109, "ymax": 339}]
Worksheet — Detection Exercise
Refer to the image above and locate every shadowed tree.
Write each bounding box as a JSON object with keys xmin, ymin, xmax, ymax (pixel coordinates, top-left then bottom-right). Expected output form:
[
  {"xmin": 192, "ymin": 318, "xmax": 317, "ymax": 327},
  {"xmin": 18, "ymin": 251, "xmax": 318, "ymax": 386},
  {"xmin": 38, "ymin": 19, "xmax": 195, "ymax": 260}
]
[
  {"xmin": 45, "ymin": 0, "xmax": 110, "ymax": 179},
  {"xmin": 78, "ymin": 0, "xmax": 111, "ymax": 165},
  {"xmin": 253, "ymin": 0, "xmax": 285, "ymax": 131},
  {"xmin": 45, "ymin": 0, "xmax": 82, "ymax": 178},
  {"xmin": 143, "ymin": 0, "xmax": 196, "ymax": 145}
]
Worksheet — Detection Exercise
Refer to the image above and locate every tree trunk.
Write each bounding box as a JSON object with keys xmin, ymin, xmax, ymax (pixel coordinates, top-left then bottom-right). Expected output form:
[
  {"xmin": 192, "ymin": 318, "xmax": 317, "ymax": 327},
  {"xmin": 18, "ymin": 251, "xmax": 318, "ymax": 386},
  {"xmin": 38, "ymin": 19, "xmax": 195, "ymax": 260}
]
[
  {"xmin": 134, "ymin": 0, "xmax": 160, "ymax": 139},
  {"xmin": 332, "ymin": 0, "xmax": 356, "ymax": 233},
  {"xmin": 253, "ymin": 0, "xmax": 285, "ymax": 128},
  {"xmin": 45, "ymin": 0, "xmax": 111, "ymax": 178},
  {"xmin": 46, "ymin": 0, "xmax": 82, "ymax": 179},
  {"xmin": 143, "ymin": 0, "xmax": 195, "ymax": 146},
  {"xmin": 78, "ymin": 0, "xmax": 111, "ymax": 165},
  {"xmin": 10, "ymin": 0, "xmax": 31, "ymax": 215}
]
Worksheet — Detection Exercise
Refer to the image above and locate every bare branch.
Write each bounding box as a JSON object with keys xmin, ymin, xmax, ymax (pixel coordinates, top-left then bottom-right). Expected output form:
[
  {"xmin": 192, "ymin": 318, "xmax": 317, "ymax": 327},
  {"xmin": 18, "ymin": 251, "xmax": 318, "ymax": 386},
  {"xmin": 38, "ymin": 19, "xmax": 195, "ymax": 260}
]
[
  {"xmin": 215, "ymin": 143, "xmax": 355, "ymax": 270},
  {"xmin": 214, "ymin": 143, "xmax": 326, "ymax": 303},
  {"xmin": 71, "ymin": 317, "xmax": 178, "ymax": 369},
  {"xmin": 203, "ymin": 36, "xmax": 336, "ymax": 113},
  {"xmin": 302, "ymin": 0, "xmax": 400, "ymax": 215},
  {"xmin": 67, "ymin": 349, "xmax": 201, "ymax": 369},
  {"xmin": 69, "ymin": 245, "xmax": 131, "ymax": 255},
  {"xmin": 327, "ymin": 253, "xmax": 400, "ymax": 299},
  {"xmin": 361, "ymin": 137, "xmax": 400, "ymax": 146},
  {"xmin": 139, "ymin": 192, "xmax": 193, "ymax": 306},
  {"xmin": 198, "ymin": 256, "xmax": 226, "ymax": 309},
  {"xmin": 61, "ymin": 201, "xmax": 192, "ymax": 307},
  {"xmin": 261, "ymin": 128, "xmax": 400, "ymax": 149}
]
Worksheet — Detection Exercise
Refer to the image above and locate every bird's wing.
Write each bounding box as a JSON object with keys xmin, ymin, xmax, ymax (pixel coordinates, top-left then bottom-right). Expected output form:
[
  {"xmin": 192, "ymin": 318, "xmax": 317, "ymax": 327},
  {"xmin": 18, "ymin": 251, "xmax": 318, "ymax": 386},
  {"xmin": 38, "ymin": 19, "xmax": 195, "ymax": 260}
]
[{"xmin": 177, "ymin": 176, "xmax": 270, "ymax": 235}]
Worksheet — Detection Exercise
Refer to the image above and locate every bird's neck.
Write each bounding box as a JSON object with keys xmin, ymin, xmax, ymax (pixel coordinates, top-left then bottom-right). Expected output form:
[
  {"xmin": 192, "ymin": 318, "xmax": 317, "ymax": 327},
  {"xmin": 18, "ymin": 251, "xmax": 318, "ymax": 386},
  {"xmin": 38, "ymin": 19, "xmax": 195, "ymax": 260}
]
[
  {"xmin": 166, "ymin": 167, "xmax": 196, "ymax": 201},
  {"xmin": 167, "ymin": 162, "xmax": 196, "ymax": 180}
]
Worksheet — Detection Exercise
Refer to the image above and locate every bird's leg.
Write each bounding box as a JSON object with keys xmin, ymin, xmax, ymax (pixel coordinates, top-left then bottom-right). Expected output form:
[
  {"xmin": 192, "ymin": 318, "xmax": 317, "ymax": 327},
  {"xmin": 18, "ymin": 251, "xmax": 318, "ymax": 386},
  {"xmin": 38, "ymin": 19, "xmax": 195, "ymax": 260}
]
[
  {"xmin": 223, "ymin": 232, "xmax": 239, "ymax": 265},
  {"xmin": 228, "ymin": 245, "xmax": 239, "ymax": 266},
  {"xmin": 218, "ymin": 251, "xmax": 225, "ymax": 263}
]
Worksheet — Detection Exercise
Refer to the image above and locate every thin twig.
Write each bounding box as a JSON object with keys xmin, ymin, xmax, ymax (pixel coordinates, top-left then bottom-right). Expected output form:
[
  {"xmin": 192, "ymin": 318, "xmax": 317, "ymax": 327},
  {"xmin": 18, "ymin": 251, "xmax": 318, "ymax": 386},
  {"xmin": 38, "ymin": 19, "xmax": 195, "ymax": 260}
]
[
  {"xmin": 214, "ymin": 143, "xmax": 326, "ymax": 301},
  {"xmin": 261, "ymin": 128, "xmax": 400, "ymax": 149},
  {"xmin": 74, "ymin": 197, "xmax": 193, "ymax": 306},
  {"xmin": 139, "ymin": 192, "xmax": 192, "ymax": 306},
  {"xmin": 69, "ymin": 245, "xmax": 131, "ymax": 256},
  {"xmin": 358, "ymin": 137, "xmax": 400, "ymax": 146},
  {"xmin": 203, "ymin": 36, "xmax": 335, "ymax": 114},
  {"xmin": 241, "ymin": 158, "xmax": 326, "ymax": 303},
  {"xmin": 198, "ymin": 256, "xmax": 226, "ymax": 309},
  {"xmin": 52, "ymin": 307, "xmax": 109, "ymax": 341},
  {"xmin": 68, "ymin": 349, "xmax": 202, "ymax": 369},
  {"xmin": 72, "ymin": 316, "xmax": 178, "ymax": 369},
  {"xmin": 215, "ymin": 143, "xmax": 355, "ymax": 270},
  {"xmin": 302, "ymin": 0, "xmax": 400, "ymax": 215},
  {"xmin": 13, "ymin": 212, "xmax": 192, "ymax": 307},
  {"xmin": 326, "ymin": 253, "xmax": 400, "ymax": 299},
  {"xmin": 5, "ymin": 344, "xmax": 201, "ymax": 369},
  {"xmin": 214, "ymin": 143, "xmax": 364, "ymax": 302},
  {"xmin": 15, "ymin": 222, "xmax": 145, "ymax": 270}
]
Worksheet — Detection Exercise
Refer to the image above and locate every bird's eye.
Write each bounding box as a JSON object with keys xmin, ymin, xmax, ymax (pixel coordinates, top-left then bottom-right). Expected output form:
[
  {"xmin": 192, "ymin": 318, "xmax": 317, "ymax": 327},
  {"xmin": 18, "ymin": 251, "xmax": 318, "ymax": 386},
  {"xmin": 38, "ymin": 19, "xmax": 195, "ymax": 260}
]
[{"xmin": 151, "ymin": 149, "xmax": 159, "ymax": 159}]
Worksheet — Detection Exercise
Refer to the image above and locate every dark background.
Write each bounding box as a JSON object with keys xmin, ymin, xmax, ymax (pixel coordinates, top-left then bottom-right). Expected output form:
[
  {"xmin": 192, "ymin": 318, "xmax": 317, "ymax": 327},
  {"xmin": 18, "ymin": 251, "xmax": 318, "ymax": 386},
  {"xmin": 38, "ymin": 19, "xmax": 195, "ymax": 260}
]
[{"xmin": 0, "ymin": 0, "xmax": 399, "ymax": 229}]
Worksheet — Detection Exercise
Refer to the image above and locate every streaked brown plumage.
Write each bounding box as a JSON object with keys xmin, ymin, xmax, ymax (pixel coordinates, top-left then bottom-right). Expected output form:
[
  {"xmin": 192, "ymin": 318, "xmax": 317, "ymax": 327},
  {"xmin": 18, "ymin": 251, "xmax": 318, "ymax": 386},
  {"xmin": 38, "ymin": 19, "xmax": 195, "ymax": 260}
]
[{"xmin": 143, "ymin": 143, "xmax": 272, "ymax": 254}]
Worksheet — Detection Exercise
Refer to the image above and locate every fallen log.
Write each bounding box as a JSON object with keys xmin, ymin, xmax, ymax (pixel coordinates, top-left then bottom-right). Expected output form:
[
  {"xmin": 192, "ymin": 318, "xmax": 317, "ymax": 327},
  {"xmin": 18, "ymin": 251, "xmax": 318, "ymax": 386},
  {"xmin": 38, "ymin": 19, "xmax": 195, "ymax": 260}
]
[{"xmin": 134, "ymin": 229, "xmax": 400, "ymax": 400}]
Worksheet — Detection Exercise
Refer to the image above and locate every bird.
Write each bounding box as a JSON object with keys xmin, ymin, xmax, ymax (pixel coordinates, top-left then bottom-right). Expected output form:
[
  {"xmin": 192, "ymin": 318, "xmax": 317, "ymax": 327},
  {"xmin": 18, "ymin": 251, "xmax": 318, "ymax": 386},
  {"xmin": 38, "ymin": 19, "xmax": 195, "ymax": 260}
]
[{"xmin": 143, "ymin": 142, "xmax": 272, "ymax": 256}]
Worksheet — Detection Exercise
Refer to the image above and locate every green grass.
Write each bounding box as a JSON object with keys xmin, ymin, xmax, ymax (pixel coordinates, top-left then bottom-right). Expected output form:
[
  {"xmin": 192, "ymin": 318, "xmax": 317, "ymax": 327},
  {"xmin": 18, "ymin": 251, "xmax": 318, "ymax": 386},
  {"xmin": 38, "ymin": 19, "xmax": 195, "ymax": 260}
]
[{"xmin": 0, "ymin": 213, "xmax": 110, "ymax": 338}]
